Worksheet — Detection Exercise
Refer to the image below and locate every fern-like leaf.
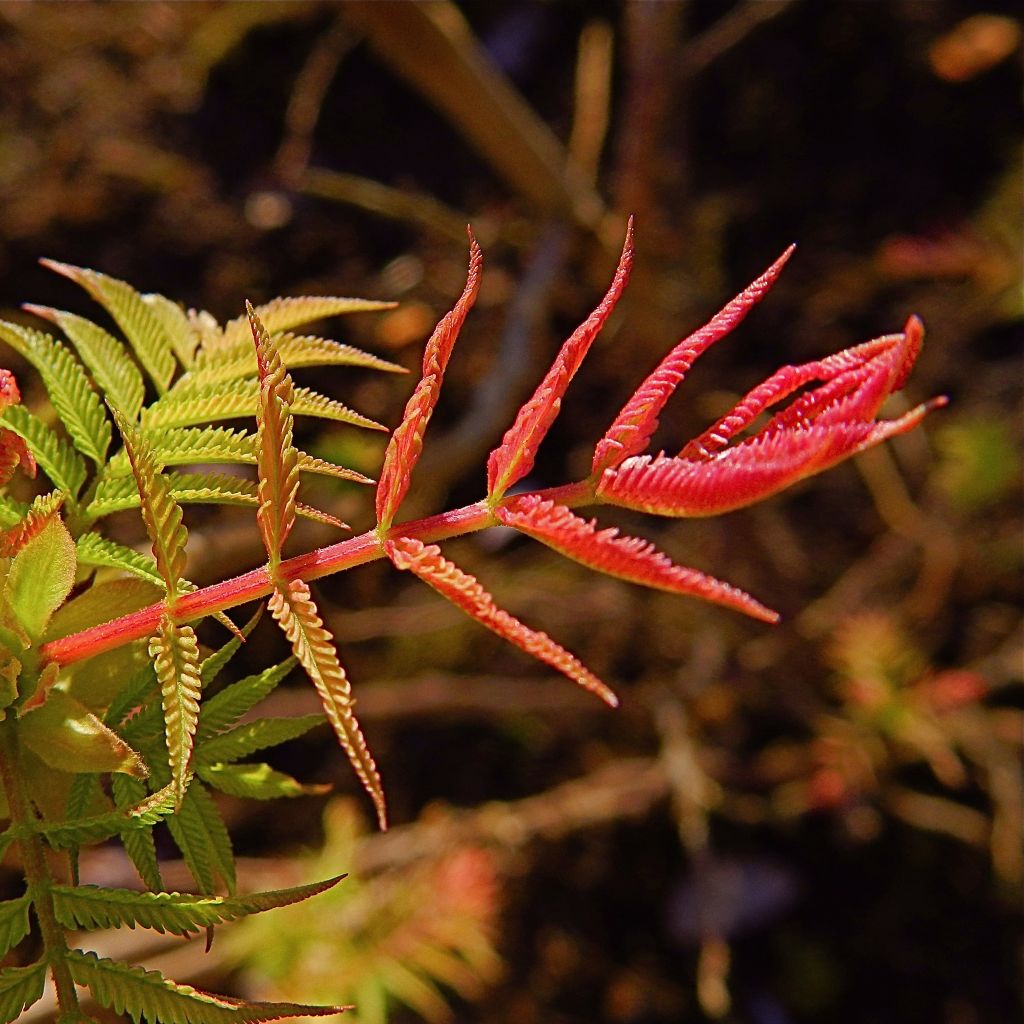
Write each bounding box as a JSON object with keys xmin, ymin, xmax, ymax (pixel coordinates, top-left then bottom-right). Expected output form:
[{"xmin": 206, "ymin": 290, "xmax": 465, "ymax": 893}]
[
  {"xmin": 0, "ymin": 320, "xmax": 111, "ymax": 465},
  {"xmin": 592, "ymin": 244, "xmax": 794, "ymax": 475},
  {"xmin": 200, "ymin": 607, "xmax": 264, "ymax": 690},
  {"xmin": 143, "ymin": 292, "xmax": 202, "ymax": 367},
  {"xmin": 75, "ymin": 532, "xmax": 163, "ymax": 587},
  {"xmin": 195, "ymin": 715, "xmax": 324, "ymax": 767},
  {"xmin": 376, "ymin": 230, "xmax": 482, "ymax": 531},
  {"xmin": 38, "ymin": 782, "xmax": 177, "ymax": 849},
  {"xmin": 163, "ymin": 779, "xmax": 235, "ymax": 894},
  {"xmin": 496, "ymin": 495, "xmax": 778, "ymax": 622},
  {"xmin": 268, "ymin": 579, "xmax": 386, "ymax": 828},
  {"xmin": 487, "ymin": 217, "xmax": 633, "ymax": 499},
  {"xmin": 51, "ymin": 877, "xmax": 343, "ymax": 935},
  {"xmin": 0, "ymin": 896, "xmax": 30, "ymax": 957},
  {"xmin": 222, "ymin": 295, "xmax": 396, "ymax": 345},
  {"xmin": 142, "ymin": 379, "xmax": 385, "ymax": 432},
  {"xmin": 150, "ymin": 616, "xmax": 202, "ymax": 807},
  {"xmin": 66, "ymin": 950, "xmax": 347, "ymax": 1023},
  {"xmin": 0, "ymin": 491, "xmax": 64, "ymax": 558},
  {"xmin": 24, "ymin": 305, "xmax": 146, "ymax": 420},
  {"xmin": 385, "ymin": 536, "xmax": 618, "ymax": 707},
  {"xmin": 249, "ymin": 302, "xmax": 300, "ymax": 567},
  {"xmin": 0, "ymin": 960, "xmax": 46, "ymax": 1024},
  {"xmin": 112, "ymin": 773, "xmax": 163, "ymax": 892},
  {"xmin": 1, "ymin": 404, "xmax": 87, "ymax": 497},
  {"xmin": 41, "ymin": 260, "xmax": 178, "ymax": 392},
  {"xmin": 87, "ymin": 472, "xmax": 346, "ymax": 529}
]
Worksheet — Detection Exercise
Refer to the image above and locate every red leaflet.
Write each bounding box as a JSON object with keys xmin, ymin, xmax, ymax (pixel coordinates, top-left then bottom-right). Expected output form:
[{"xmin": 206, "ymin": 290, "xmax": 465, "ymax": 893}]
[
  {"xmin": 592, "ymin": 245, "xmax": 794, "ymax": 476},
  {"xmin": 385, "ymin": 535, "xmax": 619, "ymax": 707},
  {"xmin": 496, "ymin": 495, "xmax": 778, "ymax": 623},
  {"xmin": 376, "ymin": 231, "xmax": 483, "ymax": 532},
  {"xmin": 487, "ymin": 217, "xmax": 634, "ymax": 499},
  {"xmin": 0, "ymin": 369, "xmax": 35, "ymax": 486}
]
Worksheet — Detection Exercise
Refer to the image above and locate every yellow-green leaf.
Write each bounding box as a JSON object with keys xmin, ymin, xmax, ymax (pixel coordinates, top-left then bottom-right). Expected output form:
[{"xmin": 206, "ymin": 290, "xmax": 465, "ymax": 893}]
[{"xmin": 7, "ymin": 515, "xmax": 76, "ymax": 641}]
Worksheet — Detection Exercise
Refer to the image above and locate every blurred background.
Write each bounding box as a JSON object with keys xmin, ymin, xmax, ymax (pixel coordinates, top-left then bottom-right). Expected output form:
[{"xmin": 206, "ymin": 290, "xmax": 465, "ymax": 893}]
[{"xmin": 0, "ymin": 2, "xmax": 1020, "ymax": 1022}]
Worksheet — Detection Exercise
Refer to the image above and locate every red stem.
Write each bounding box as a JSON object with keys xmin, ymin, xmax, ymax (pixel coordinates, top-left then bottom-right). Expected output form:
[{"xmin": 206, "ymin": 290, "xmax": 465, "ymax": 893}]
[{"xmin": 42, "ymin": 481, "xmax": 595, "ymax": 668}]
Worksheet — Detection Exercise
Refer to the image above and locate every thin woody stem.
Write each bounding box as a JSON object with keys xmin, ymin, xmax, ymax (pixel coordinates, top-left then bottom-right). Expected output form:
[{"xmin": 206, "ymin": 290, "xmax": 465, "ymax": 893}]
[{"xmin": 42, "ymin": 480, "xmax": 595, "ymax": 669}]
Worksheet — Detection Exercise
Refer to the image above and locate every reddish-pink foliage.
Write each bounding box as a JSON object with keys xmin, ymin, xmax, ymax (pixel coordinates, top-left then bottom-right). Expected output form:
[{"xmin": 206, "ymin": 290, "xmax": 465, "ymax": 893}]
[
  {"xmin": 0, "ymin": 368, "xmax": 35, "ymax": 487},
  {"xmin": 376, "ymin": 231, "xmax": 483, "ymax": 531},
  {"xmin": 496, "ymin": 495, "xmax": 778, "ymax": 622},
  {"xmin": 385, "ymin": 535, "xmax": 618, "ymax": 707},
  {"xmin": 591, "ymin": 245, "xmax": 794, "ymax": 476},
  {"xmin": 487, "ymin": 217, "xmax": 634, "ymax": 499}
]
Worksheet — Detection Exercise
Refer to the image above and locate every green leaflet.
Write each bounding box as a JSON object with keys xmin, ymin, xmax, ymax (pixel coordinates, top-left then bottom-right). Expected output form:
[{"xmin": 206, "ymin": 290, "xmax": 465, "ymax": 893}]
[
  {"xmin": 65, "ymin": 950, "xmax": 345, "ymax": 1024},
  {"xmin": 87, "ymin": 471, "xmax": 346, "ymax": 529},
  {"xmin": 143, "ymin": 293, "xmax": 201, "ymax": 368},
  {"xmin": 37, "ymin": 781, "xmax": 178, "ymax": 850},
  {"xmin": 0, "ymin": 496, "xmax": 28, "ymax": 530},
  {"xmin": 221, "ymin": 294, "xmax": 395, "ymax": 344},
  {"xmin": 0, "ymin": 320, "xmax": 111, "ymax": 465},
  {"xmin": 165, "ymin": 779, "xmax": 234, "ymax": 895},
  {"xmin": 42, "ymin": 261, "xmax": 178, "ymax": 393},
  {"xmin": 0, "ymin": 960, "xmax": 46, "ymax": 1024},
  {"xmin": 195, "ymin": 714, "xmax": 324, "ymax": 766},
  {"xmin": 200, "ymin": 607, "xmax": 264, "ymax": 691},
  {"xmin": 7, "ymin": 514, "xmax": 76, "ymax": 641},
  {"xmin": 104, "ymin": 425, "xmax": 373, "ymax": 484},
  {"xmin": 199, "ymin": 762, "xmax": 329, "ymax": 800},
  {"xmin": 76, "ymin": 532, "xmax": 164, "ymax": 588},
  {"xmin": 27, "ymin": 306, "xmax": 146, "ymax": 421},
  {"xmin": 51, "ymin": 876, "xmax": 342, "ymax": 935},
  {"xmin": 1, "ymin": 404, "xmax": 87, "ymax": 497},
  {"xmin": 112, "ymin": 773, "xmax": 163, "ymax": 892},
  {"xmin": 0, "ymin": 895, "xmax": 30, "ymax": 957},
  {"xmin": 196, "ymin": 658, "xmax": 295, "ymax": 740},
  {"xmin": 141, "ymin": 379, "xmax": 385, "ymax": 431},
  {"xmin": 150, "ymin": 617, "xmax": 201, "ymax": 806},
  {"xmin": 182, "ymin": 332, "xmax": 404, "ymax": 389},
  {"xmin": 114, "ymin": 416, "xmax": 187, "ymax": 593}
]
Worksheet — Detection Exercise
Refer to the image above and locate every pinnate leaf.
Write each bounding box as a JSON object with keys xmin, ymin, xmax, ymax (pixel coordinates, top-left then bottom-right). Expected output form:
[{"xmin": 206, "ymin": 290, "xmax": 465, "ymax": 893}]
[
  {"xmin": 376, "ymin": 230, "xmax": 482, "ymax": 530},
  {"xmin": 488, "ymin": 217, "xmax": 633, "ymax": 498},
  {"xmin": 38, "ymin": 781, "xmax": 177, "ymax": 849},
  {"xmin": 1, "ymin": 403, "xmax": 87, "ymax": 497},
  {"xmin": 0, "ymin": 896, "xmax": 30, "ymax": 957},
  {"xmin": 66, "ymin": 950, "xmax": 347, "ymax": 1023},
  {"xmin": 496, "ymin": 495, "xmax": 778, "ymax": 622},
  {"xmin": 385, "ymin": 536, "xmax": 618, "ymax": 707},
  {"xmin": 150, "ymin": 616, "xmax": 202, "ymax": 806},
  {"xmin": 112, "ymin": 772, "xmax": 163, "ymax": 892},
  {"xmin": 592, "ymin": 244, "xmax": 794, "ymax": 475},
  {"xmin": 268, "ymin": 579, "xmax": 386, "ymax": 828},
  {"xmin": 197, "ymin": 658, "xmax": 295, "ymax": 740},
  {"xmin": 195, "ymin": 715, "xmax": 324, "ymax": 767},
  {"xmin": 222, "ymin": 294, "xmax": 396, "ymax": 344}
]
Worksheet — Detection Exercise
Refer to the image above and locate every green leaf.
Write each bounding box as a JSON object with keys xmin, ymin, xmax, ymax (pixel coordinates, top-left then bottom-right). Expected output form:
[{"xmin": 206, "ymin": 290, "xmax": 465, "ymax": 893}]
[
  {"xmin": 184, "ymin": 332, "xmax": 404, "ymax": 388},
  {"xmin": 1, "ymin": 404, "xmax": 87, "ymax": 497},
  {"xmin": 88, "ymin": 471, "xmax": 345, "ymax": 529},
  {"xmin": 7, "ymin": 514, "xmax": 76, "ymax": 640},
  {"xmin": 197, "ymin": 658, "xmax": 294, "ymax": 740},
  {"xmin": 0, "ymin": 960, "xmax": 46, "ymax": 1024},
  {"xmin": 76, "ymin": 532, "xmax": 163, "ymax": 588},
  {"xmin": 222, "ymin": 295, "xmax": 395, "ymax": 343},
  {"xmin": 150, "ymin": 617, "xmax": 201, "ymax": 805},
  {"xmin": 195, "ymin": 715, "xmax": 324, "ymax": 766},
  {"xmin": 0, "ymin": 320, "xmax": 111, "ymax": 465},
  {"xmin": 0, "ymin": 896, "xmax": 30, "ymax": 957},
  {"xmin": 144, "ymin": 293, "xmax": 202, "ymax": 368},
  {"xmin": 113, "ymin": 415, "xmax": 187, "ymax": 594},
  {"xmin": 165, "ymin": 780, "xmax": 234, "ymax": 894},
  {"xmin": 0, "ymin": 496, "xmax": 28, "ymax": 530},
  {"xmin": 199, "ymin": 762, "xmax": 329, "ymax": 800},
  {"xmin": 66, "ymin": 950, "xmax": 347, "ymax": 1023},
  {"xmin": 26, "ymin": 306, "xmax": 146, "ymax": 421},
  {"xmin": 200, "ymin": 607, "xmax": 264, "ymax": 691},
  {"xmin": 112, "ymin": 773, "xmax": 163, "ymax": 892},
  {"xmin": 21, "ymin": 691, "xmax": 148, "ymax": 777},
  {"xmin": 51, "ymin": 876, "xmax": 343, "ymax": 935},
  {"xmin": 142, "ymin": 379, "xmax": 384, "ymax": 431},
  {"xmin": 38, "ymin": 780, "xmax": 177, "ymax": 849},
  {"xmin": 42, "ymin": 261, "xmax": 177, "ymax": 393}
]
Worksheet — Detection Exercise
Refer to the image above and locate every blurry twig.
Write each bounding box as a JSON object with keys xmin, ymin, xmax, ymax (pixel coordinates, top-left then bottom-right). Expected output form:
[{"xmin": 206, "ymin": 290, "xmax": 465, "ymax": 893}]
[
  {"xmin": 568, "ymin": 20, "xmax": 614, "ymax": 186},
  {"xmin": 679, "ymin": 0, "xmax": 798, "ymax": 79},
  {"xmin": 341, "ymin": 0, "xmax": 605, "ymax": 235},
  {"xmin": 273, "ymin": 16, "xmax": 354, "ymax": 189}
]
